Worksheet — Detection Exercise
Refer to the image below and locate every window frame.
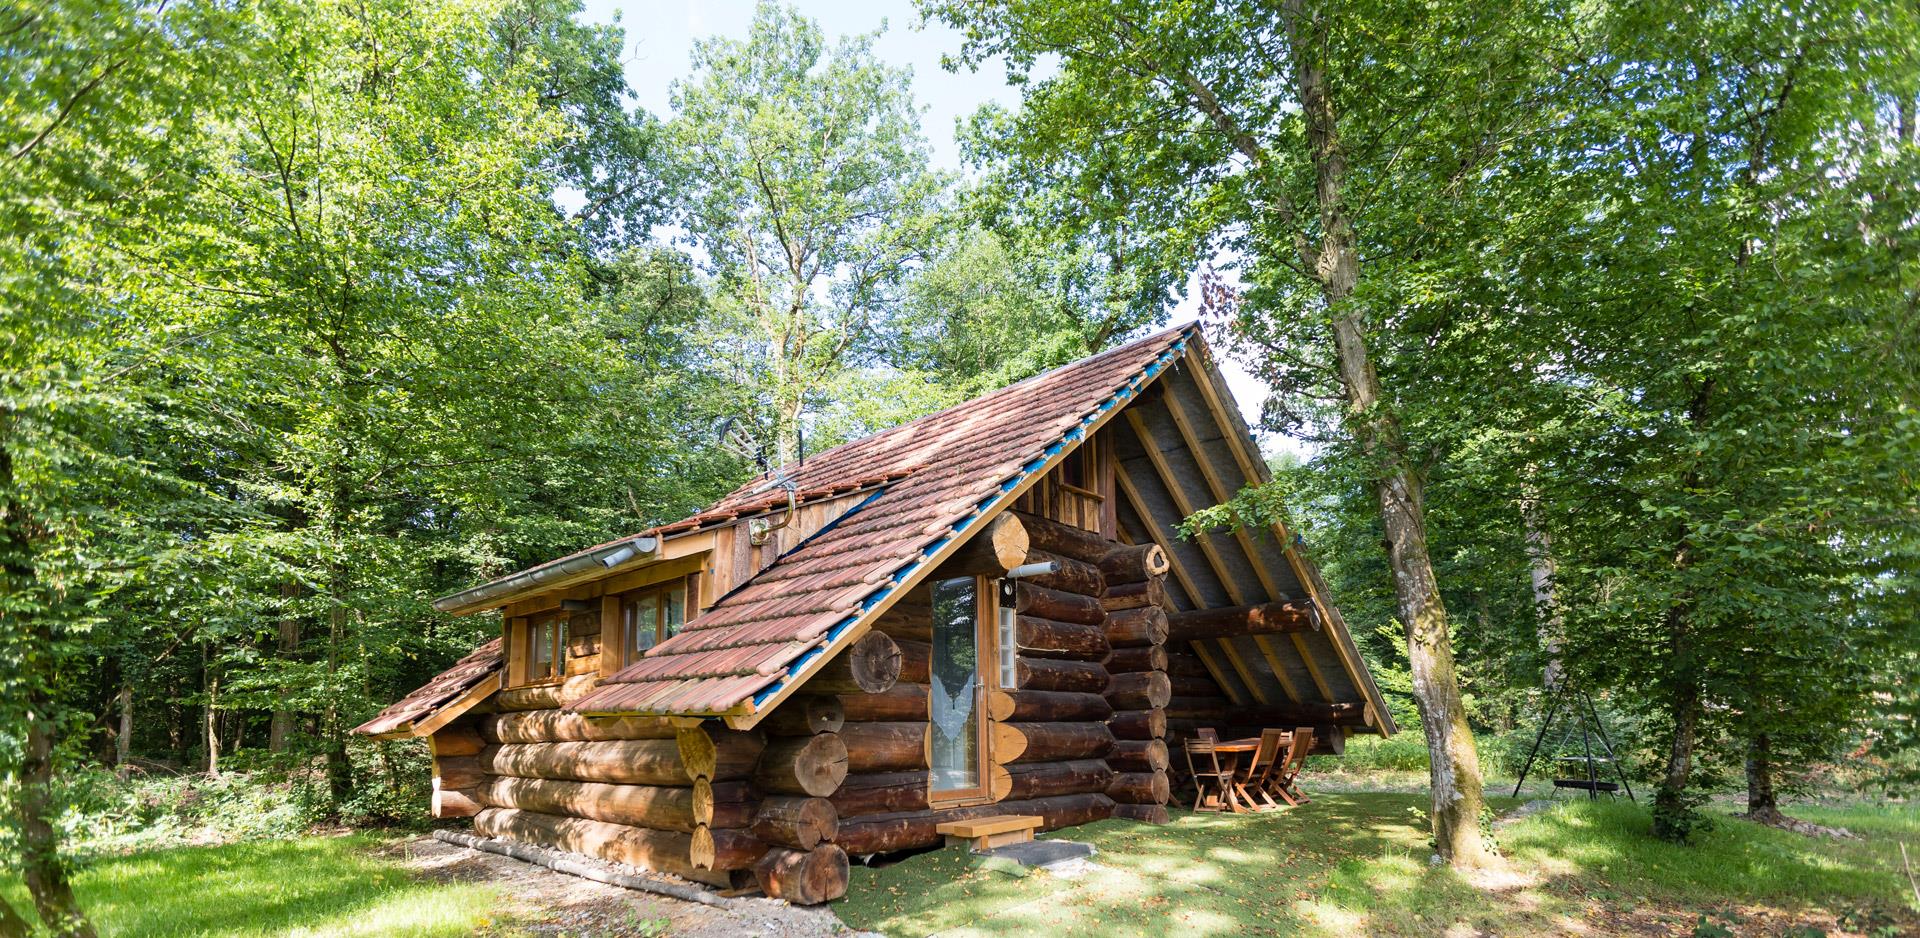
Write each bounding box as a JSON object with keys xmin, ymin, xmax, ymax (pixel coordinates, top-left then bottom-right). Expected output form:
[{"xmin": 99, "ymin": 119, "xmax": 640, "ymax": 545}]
[
  {"xmin": 927, "ymin": 574, "xmax": 999, "ymax": 808},
  {"xmin": 605, "ymin": 575, "xmax": 696, "ymax": 675},
  {"xmin": 508, "ymin": 611, "xmax": 567, "ymax": 689}
]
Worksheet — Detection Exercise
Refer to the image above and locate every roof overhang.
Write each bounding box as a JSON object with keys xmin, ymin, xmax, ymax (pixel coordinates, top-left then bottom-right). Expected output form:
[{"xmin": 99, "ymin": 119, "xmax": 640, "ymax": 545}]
[{"xmin": 434, "ymin": 534, "xmax": 660, "ymax": 616}]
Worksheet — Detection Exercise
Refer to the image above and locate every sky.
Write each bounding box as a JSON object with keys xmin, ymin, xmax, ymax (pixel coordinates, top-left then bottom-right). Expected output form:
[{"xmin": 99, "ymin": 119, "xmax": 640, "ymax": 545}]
[{"xmin": 575, "ymin": 0, "xmax": 1291, "ymax": 456}]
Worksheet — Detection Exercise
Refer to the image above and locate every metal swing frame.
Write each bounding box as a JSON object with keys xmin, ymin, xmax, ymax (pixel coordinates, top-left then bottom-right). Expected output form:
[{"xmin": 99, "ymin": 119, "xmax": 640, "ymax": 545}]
[{"xmin": 1511, "ymin": 682, "xmax": 1635, "ymax": 801}]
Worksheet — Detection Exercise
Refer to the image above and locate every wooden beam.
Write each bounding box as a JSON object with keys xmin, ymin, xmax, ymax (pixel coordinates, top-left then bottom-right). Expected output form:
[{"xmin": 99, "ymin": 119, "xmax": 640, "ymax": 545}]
[
  {"xmin": 1158, "ymin": 389, "xmax": 1283, "ymax": 600},
  {"xmin": 1121, "ymin": 409, "xmax": 1248, "ymax": 606},
  {"xmin": 1290, "ymin": 633, "xmax": 1336, "ymax": 702},
  {"xmin": 1215, "ymin": 639, "xmax": 1270, "ymax": 705},
  {"xmin": 1251, "ymin": 635, "xmax": 1304, "ymax": 704},
  {"xmin": 1183, "ymin": 350, "xmax": 1392, "ymax": 732},
  {"xmin": 1188, "ymin": 641, "xmax": 1245, "ymax": 706},
  {"xmin": 412, "ymin": 672, "xmax": 503, "ymax": 738},
  {"xmin": 1112, "ymin": 467, "xmax": 1207, "ymax": 607}
]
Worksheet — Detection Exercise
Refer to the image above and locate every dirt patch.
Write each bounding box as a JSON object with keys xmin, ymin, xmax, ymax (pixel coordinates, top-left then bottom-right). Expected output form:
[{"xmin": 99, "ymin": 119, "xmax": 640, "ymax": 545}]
[{"xmin": 382, "ymin": 836, "xmax": 865, "ymax": 938}]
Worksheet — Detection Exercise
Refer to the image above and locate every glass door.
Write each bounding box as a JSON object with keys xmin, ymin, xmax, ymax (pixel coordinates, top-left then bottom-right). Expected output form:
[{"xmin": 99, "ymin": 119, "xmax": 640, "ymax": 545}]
[{"xmin": 928, "ymin": 576, "xmax": 986, "ymax": 800}]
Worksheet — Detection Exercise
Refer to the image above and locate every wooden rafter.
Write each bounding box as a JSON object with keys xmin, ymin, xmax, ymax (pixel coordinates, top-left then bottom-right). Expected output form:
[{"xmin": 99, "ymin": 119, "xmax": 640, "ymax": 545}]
[
  {"xmin": 1158, "ymin": 390, "xmax": 1283, "ymax": 600},
  {"xmin": 1188, "ymin": 640, "xmax": 1245, "ymax": 706},
  {"xmin": 1290, "ymin": 632, "xmax": 1336, "ymax": 702},
  {"xmin": 1251, "ymin": 635, "xmax": 1305, "ymax": 704},
  {"xmin": 1121, "ymin": 409, "xmax": 1249, "ymax": 606},
  {"xmin": 1216, "ymin": 638, "xmax": 1270, "ymax": 705},
  {"xmin": 1112, "ymin": 467, "xmax": 1207, "ymax": 608}
]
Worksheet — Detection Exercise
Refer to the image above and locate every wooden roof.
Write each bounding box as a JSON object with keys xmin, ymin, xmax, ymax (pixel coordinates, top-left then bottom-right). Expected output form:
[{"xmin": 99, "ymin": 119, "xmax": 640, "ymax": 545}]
[
  {"xmin": 570, "ymin": 326, "xmax": 1197, "ymax": 722},
  {"xmin": 367, "ymin": 322, "xmax": 1394, "ymax": 737},
  {"xmin": 352, "ymin": 638, "xmax": 503, "ymax": 738}
]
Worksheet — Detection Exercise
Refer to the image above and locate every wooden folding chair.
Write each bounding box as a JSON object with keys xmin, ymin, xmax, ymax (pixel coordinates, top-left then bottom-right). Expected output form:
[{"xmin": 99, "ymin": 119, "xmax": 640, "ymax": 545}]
[
  {"xmin": 1182, "ymin": 736, "xmax": 1234, "ymax": 812},
  {"xmin": 1265, "ymin": 726, "xmax": 1316, "ymax": 806},
  {"xmin": 1240, "ymin": 728, "xmax": 1290, "ymax": 810}
]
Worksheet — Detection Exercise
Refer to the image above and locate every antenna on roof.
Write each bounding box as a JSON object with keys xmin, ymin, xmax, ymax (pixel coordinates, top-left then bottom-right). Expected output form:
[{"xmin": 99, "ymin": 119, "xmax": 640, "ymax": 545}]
[{"xmin": 747, "ymin": 471, "xmax": 799, "ymax": 546}]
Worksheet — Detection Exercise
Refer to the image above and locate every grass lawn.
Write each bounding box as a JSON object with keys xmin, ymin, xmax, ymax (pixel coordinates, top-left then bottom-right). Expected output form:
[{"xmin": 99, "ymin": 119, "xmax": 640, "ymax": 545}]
[
  {"xmin": 2, "ymin": 835, "xmax": 508, "ymax": 938},
  {"xmin": 837, "ymin": 794, "xmax": 1920, "ymax": 937}
]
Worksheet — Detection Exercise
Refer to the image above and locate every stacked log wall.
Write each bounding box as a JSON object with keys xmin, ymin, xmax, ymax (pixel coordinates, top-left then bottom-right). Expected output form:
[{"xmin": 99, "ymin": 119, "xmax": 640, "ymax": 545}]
[
  {"xmin": 1093, "ymin": 535, "xmax": 1173, "ymax": 824},
  {"xmin": 463, "ymin": 609, "xmax": 744, "ymax": 888}
]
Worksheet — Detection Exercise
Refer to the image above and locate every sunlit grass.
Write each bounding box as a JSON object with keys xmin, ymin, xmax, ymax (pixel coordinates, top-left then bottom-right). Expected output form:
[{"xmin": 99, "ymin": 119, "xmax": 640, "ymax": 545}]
[
  {"xmin": 2, "ymin": 835, "xmax": 506, "ymax": 938},
  {"xmin": 837, "ymin": 793, "xmax": 1920, "ymax": 937}
]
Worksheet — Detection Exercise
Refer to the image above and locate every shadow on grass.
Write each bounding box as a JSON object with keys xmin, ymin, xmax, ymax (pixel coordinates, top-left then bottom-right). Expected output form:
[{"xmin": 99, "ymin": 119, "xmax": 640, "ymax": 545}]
[
  {"xmin": 4, "ymin": 835, "xmax": 501, "ymax": 938},
  {"xmin": 837, "ymin": 793, "xmax": 1919, "ymax": 938}
]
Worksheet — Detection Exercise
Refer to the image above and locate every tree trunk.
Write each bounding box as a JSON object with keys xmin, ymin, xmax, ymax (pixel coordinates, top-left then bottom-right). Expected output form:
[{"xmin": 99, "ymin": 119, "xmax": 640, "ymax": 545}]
[
  {"xmin": 269, "ymin": 582, "xmax": 299, "ymax": 753},
  {"xmin": 1745, "ymin": 732, "xmax": 1782, "ymax": 824},
  {"xmin": 1282, "ymin": 0, "xmax": 1489, "ymax": 868},
  {"xmin": 204, "ymin": 662, "xmax": 220, "ymax": 777},
  {"xmin": 114, "ymin": 686, "xmax": 132, "ymax": 778},
  {"xmin": 1520, "ymin": 481, "xmax": 1562, "ymax": 690},
  {"xmin": 23, "ymin": 687, "xmax": 97, "ymax": 938},
  {"xmin": 1652, "ymin": 679, "xmax": 1701, "ymax": 841}
]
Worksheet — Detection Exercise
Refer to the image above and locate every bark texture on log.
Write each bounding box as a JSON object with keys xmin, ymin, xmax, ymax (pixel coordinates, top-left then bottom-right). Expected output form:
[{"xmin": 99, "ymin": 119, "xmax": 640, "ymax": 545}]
[
  {"xmin": 1002, "ymin": 759, "xmax": 1115, "ymax": 801},
  {"xmin": 989, "ymin": 689, "xmax": 1113, "ymax": 724},
  {"xmin": 1104, "ymin": 607, "xmax": 1169, "ymax": 648},
  {"xmin": 761, "ymin": 696, "xmax": 845, "ymax": 736},
  {"xmin": 481, "ymin": 740, "xmax": 697, "ymax": 786},
  {"xmin": 482, "ymin": 710, "xmax": 677, "ymax": 744},
  {"xmin": 1012, "ymin": 510, "xmax": 1116, "ymax": 565},
  {"xmin": 1105, "ymin": 671, "xmax": 1172, "ymax": 710},
  {"xmin": 474, "ymin": 807, "xmax": 699, "ymax": 878},
  {"xmin": 433, "ymin": 787, "xmax": 482, "ymax": 819},
  {"xmin": 1022, "ymin": 550, "xmax": 1105, "ymax": 597},
  {"xmin": 675, "ymin": 725, "xmax": 766, "ymax": 781},
  {"xmin": 476, "ymin": 776, "xmax": 702, "ymax": 832},
  {"xmin": 1165, "ymin": 601, "xmax": 1318, "ymax": 642},
  {"xmin": 1104, "ymin": 645, "xmax": 1167, "ymax": 674},
  {"xmin": 993, "ymin": 721, "xmax": 1115, "ymax": 764},
  {"xmin": 1107, "ymin": 739, "xmax": 1170, "ymax": 772},
  {"xmin": 829, "ymin": 770, "xmax": 931, "ymax": 817},
  {"xmin": 690, "ymin": 825, "xmax": 768, "ymax": 871},
  {"xmin": 810, "ymin": 631, "xmax": 902, "ymax": 695},
  {"xmin": 1106, "ymin": 771, "xmax": 1171, "ymax": 804},
  {"xmin": 1014, "ymin": 657, "xmax": 1108, "ymax": 694},
  {"xmin": 751, "ymin": 797, "xmax": 838, "ymax": 850},
  {"xmin": 496, "ymin": 672, "xmax": 599, "ymax": 712},
  {"xmin": 839, "ymin": 683, "xmax": 928, "ymax": 722},
  {"xmin": 435, "ymin": 755, "xmax": 484, "ymax": 790},
  {"xmin": 1013, "ymin": 582, "xmax": 1106, "ymax": 626},
  {"xmin": 432, "ymin": 725, "xmax": 487, "ymax": 755},
  {"xmin": 1102, "ymin": 578, "xmax": 1168, "ymax": 611},
  {"xmin": 1164, "ymin": 649, "xmax": 1214, "ymax": 678},
  {"xmin": 753, "ymin": 733, "xmax": 850, "ymax": 797},
  {"xmin": 1099, "ymin": 543, "xmax": 1169, "ymax": 584},
  {"xmin": 753, "ymin": 845, "xmax": 849, "ymax": 906},
  {"xmin": 694, "ymin": 778, "xmax": 755, "ymax": 830},
  {"xmin": 1107, "ymin": 708, "xmax": 1167, "ymax": 741},
  {"xmin": 895, "ymin": 640, "xmax": 931, "ymax": 685},
  {"xmin": 944, "ymin": 513, "xmax": 1031, "ymax": 576},
  {"xmin": 841, "ymin": 722, "xmax": 929, "ymax": 773},
  {"xmin": 1016, "ymin": 615, "xmax": 1112, "ymax": 661}
]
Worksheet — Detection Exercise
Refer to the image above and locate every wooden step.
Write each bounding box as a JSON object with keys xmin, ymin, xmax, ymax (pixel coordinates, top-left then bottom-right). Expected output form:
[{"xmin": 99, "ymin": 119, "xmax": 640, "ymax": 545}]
[{"xmin": 937, "ymin": 814, "xmax": 1042, "ymax": 852}]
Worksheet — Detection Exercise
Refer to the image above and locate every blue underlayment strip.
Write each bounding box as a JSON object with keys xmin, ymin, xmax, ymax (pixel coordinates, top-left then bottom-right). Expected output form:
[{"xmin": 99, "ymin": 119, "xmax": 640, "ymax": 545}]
[{"xmin": 750, "ymin": 332, "xmax": 1193, "ymax": 711}]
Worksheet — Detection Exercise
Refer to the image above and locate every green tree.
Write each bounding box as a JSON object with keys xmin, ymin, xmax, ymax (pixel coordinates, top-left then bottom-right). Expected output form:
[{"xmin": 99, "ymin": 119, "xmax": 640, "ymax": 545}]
[
  {"xmin": 927, "ymin": 0, "xmax": 1582, "ymax": 865},
  {"xmin": 669, "ymin": 1, "xmax": 948, "ymax": 467}
]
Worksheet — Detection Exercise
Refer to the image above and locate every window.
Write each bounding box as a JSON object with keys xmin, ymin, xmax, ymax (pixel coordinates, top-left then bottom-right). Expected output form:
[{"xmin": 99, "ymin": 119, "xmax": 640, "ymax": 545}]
[
  {"xmin": 930, "ymin": 575, "xmax": 994, "ymax": 803},
  {"xmin": 516, "ymin": 613, "xmax": 566, "ymax": 686},
  {"xmin": 619, "ymin": 579, "xmax": 691, "ymax": 667},
  {"xmin": 997, "ymin": 579, "xmax": 1018, "ymax": 690}
]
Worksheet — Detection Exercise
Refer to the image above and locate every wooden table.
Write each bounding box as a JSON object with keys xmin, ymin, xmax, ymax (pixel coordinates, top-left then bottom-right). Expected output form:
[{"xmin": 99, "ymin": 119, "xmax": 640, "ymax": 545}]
[
  {"xmin": 1213, "ymin": 732, "xmax": 1290, "ymax": 813},
  {"xmin": 1213, "ymin": 737, "xmax": 1265, "ymax": 813}
]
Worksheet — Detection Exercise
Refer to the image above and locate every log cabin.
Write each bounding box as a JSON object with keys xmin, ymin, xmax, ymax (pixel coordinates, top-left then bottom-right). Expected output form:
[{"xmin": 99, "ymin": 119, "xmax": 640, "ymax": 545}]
[{"xmin": 353, "ymin": 323, "xmax": 1395, "ymax": 905}]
